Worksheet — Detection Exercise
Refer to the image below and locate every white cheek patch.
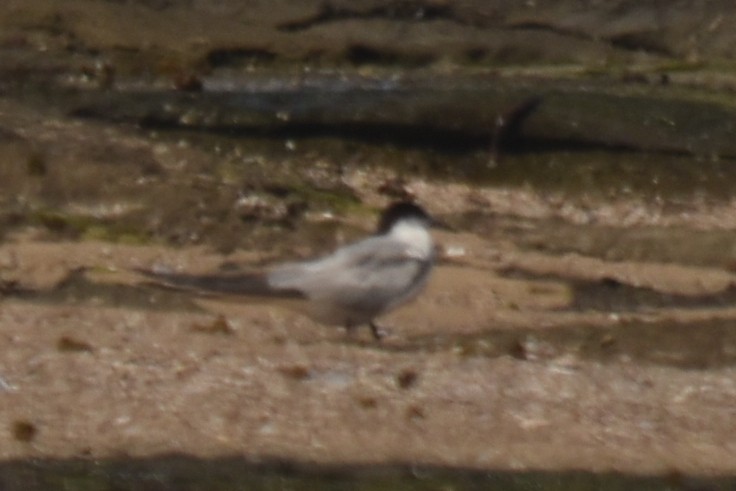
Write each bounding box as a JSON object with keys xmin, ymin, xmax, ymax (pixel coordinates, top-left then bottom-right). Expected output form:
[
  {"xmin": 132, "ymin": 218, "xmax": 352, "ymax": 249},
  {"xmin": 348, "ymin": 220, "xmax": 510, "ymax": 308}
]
[{"xmin": 390, "ymin": 220, "xmax": 433, "ymax": 260}]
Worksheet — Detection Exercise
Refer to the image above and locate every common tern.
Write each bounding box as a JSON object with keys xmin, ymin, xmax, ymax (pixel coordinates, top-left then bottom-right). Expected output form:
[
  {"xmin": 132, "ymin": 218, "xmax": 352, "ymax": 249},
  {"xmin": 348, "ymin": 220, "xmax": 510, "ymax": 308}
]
[{"xmin": 136, "ymin": 202, "xmax": 437, "ymax": 340}]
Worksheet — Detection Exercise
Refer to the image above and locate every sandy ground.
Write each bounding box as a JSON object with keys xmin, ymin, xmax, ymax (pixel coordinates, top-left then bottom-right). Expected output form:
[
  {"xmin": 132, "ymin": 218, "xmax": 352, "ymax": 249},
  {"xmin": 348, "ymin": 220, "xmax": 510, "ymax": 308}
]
[
  {"xmin": 1, "ymin": 224, "xmax": 736, "ymax": 476},
  {"xmin": 1, "ymin": 0, "xmax": 736, "ymax": 475}
]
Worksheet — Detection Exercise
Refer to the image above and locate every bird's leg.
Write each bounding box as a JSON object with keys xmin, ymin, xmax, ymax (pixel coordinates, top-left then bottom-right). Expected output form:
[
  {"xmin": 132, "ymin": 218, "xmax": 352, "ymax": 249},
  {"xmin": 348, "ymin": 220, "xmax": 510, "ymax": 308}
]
[
  {"xmin": 344, "ymin": 321, "xmax": 358, "ymax": 340},
  {"xmin": 369, "ymin": 321, "xmax": 387, "ymax": 341}
]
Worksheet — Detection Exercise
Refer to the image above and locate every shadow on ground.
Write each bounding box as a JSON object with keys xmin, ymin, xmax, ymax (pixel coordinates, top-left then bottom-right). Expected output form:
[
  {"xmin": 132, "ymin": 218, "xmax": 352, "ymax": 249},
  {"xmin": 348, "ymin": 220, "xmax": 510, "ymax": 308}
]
[{"xmin": 2, "ymin": 455, "xmax": 734, "ymax": 491}]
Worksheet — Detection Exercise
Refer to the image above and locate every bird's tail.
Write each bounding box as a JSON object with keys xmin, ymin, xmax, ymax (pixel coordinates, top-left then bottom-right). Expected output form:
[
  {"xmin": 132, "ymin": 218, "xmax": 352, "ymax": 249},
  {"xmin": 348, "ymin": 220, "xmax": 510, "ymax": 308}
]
[{"xmin": 133, "ymin": 268, "xmax": 303, "ymax": 299}]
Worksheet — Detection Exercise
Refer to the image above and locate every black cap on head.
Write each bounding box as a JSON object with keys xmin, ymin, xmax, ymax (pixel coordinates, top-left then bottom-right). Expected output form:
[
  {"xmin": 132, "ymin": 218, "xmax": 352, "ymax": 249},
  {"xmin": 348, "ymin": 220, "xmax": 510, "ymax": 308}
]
[{"xmin": 376, "ymin": 201, "xmax": 431, "ymax": 234}]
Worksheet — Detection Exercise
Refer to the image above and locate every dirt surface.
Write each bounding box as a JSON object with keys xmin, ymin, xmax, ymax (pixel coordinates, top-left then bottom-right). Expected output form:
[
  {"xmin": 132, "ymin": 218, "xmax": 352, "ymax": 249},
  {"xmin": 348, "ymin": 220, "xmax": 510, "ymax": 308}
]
[
  {"xmin": 3, "ymin": 0, "xmax": 736, "ymax": 75},
  {"xmin": 2, "ymin": 175, "xmax": 736, "ymax": 477},
  {"xmin": 2, "ymin": 0, "xmax": 736, "ymax": 486}
]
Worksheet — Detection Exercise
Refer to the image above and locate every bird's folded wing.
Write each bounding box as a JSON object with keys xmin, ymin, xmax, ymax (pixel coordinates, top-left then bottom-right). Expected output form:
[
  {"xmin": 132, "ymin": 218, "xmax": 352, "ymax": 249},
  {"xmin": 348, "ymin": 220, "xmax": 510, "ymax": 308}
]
[{"xmin": 267, "ymin": 237, "xmax": 426, "ymax": 307}]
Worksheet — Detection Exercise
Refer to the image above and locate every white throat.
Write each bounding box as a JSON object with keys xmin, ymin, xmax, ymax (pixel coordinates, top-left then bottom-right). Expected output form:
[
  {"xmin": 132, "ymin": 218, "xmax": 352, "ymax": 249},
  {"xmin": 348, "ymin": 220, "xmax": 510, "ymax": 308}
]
[{"xmin": 388, "ymin": 219, "xmax": 433, "ymax": 260}]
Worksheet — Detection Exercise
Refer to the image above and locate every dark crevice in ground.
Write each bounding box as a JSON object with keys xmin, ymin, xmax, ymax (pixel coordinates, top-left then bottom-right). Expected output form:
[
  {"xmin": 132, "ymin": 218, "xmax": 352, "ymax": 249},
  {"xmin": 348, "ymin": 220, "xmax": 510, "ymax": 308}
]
[
  {"xmin": 1, "ymin": 454, "xmax": 732, "ymax": 491},
  {"xmin": 402, "ymin": 317, "xmax": 736, "ymax": 370},
  {"xmin": 206, "ymin": 49, "xmax": 278, "ymax": 68},
  {"xmin": 507, "ymin": 21, "xmax": 674, "ymax": 57},
  {"xmin": 70, "ymin": 107, "xmax": 702, "ymax": 158},
  {"xmin": 5, "ymin": 268, "xmax": 203, "ymax": 312},
  {"xmin": 277, "ymin": 2, "xmax": 459, "ymax": 32},
  {"xmin": 497, "ymin": 267, "xmax": 736, "ymax": 313},
  {"xmin": 607, "ymin": 33, "xmax": 674, "ymax": 57}
]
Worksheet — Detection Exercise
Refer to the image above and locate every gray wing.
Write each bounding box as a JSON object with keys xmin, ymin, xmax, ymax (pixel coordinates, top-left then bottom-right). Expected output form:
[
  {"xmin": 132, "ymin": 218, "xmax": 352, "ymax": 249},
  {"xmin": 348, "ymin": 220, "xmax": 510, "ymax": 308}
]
[{"xmin": 267, "ymin": 236, "xmax": 432, "ymax": 318}]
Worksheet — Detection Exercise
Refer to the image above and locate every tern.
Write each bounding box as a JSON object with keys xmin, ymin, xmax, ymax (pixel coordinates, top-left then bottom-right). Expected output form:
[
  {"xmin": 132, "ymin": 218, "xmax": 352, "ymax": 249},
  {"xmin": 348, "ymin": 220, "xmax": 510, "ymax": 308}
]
[{"xmin": 136, "ymin": 202, "xmax": 437, "ymax": 340}]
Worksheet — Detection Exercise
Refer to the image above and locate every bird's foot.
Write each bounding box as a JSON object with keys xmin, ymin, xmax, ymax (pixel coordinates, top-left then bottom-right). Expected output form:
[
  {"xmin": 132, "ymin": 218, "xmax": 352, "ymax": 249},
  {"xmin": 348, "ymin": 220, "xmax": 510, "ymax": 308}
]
[
  {"xmin": 344, "ymin": 322, "xmax": 389, "ymax": 342},
  {"xmin": 369, "ymin": 322, "xmax": 390, "ymax": 341}
]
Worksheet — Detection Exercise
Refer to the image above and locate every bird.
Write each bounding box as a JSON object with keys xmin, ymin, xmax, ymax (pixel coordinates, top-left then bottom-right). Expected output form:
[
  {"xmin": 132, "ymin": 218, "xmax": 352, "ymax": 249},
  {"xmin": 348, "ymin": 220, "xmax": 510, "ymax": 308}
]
[{"xmin": 135, "ymin": 202, "xmax": 438, "ymax": 340}]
